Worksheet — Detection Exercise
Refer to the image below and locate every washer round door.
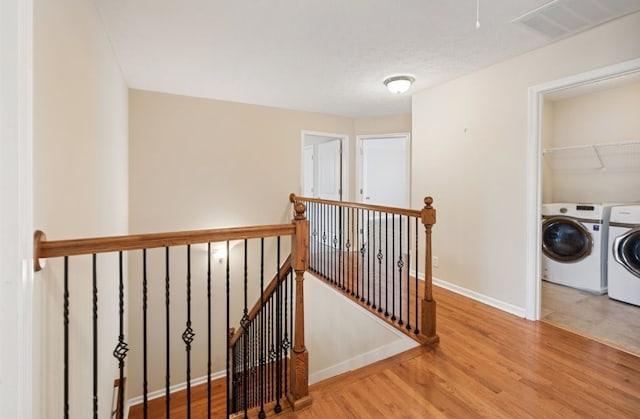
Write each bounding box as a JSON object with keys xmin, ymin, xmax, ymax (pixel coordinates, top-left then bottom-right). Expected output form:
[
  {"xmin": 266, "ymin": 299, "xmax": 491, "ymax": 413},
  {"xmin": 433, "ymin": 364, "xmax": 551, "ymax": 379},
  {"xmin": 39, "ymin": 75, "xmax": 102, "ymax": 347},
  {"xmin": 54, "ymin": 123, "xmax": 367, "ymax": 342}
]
[
  {"xmin": 613, "ymin": 227, "xmax": 640, "ymax": 278},
  {"xmin": 542, "ymin": 216, "xmax": 593, "ymax": 262}
]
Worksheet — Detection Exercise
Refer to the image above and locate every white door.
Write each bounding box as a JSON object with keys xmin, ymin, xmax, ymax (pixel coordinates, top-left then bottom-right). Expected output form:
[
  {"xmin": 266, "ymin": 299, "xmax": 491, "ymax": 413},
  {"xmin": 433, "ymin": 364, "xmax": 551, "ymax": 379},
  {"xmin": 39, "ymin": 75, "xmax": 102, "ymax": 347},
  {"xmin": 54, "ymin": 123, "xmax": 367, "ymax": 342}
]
[
  {"xmin": 315, "ymin": 139, "xmax": 342, "ymax": 200},
  {"xmin": 360, "ymin": 135, "xmax": 409, "ymax": 207},
  {"xmin": 302, "ymin": 145, "xmax": 314, "ymax": 196}
]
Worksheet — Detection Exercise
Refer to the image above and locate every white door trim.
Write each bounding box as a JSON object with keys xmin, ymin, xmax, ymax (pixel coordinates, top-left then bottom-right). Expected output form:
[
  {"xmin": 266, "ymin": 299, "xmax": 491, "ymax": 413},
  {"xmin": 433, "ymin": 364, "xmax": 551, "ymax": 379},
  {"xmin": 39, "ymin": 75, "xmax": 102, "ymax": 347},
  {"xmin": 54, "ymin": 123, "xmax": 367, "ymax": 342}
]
[
  {"xmin": 525, "ymin": 58, "xmax": 640, "ymax": 320},
  {"xmin": 356, "ymin": 133, "xmax": 411, "ymax": 206},
  {"xmin": 0, "ymin": 0, "xmax": 35, "ymax": 417},
  {"xmin": 301, "ymin": 130, "xmax": 349, "ymax": 200}
]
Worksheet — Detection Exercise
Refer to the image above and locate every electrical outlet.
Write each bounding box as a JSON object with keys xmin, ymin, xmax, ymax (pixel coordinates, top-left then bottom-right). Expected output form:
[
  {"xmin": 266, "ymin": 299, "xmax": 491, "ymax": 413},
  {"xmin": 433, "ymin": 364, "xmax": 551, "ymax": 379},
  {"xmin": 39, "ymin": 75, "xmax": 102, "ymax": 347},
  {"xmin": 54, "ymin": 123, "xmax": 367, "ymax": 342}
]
[{"xmin": 433, "ymin": 256, "xmax": 439, "ymax": 268}]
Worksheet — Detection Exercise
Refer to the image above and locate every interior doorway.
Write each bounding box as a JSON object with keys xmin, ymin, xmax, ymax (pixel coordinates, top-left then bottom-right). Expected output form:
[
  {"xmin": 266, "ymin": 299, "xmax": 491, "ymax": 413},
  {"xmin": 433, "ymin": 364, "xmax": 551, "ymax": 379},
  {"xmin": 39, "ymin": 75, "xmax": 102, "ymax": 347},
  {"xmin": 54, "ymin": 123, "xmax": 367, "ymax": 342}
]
[
  {"xmin": 526, "ymin": 58, "xmax": 640, "ymax": 324},
  {"xmin": 356, "ymin": 134, "xmax": 410, "ymax": 207},
  {"xmin": 301, "ymin": 131, "xmax": 349, "ymax": 200}
]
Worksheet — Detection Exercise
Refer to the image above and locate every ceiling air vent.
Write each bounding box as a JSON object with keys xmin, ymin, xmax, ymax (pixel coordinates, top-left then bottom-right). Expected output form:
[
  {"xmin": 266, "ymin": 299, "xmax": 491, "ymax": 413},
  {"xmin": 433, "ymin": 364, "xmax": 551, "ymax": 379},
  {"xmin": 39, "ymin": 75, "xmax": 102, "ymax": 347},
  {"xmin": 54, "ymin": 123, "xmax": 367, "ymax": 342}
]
[{"xmin": 513, "ymin": 0, "xmax": 640, "ymax": 40}]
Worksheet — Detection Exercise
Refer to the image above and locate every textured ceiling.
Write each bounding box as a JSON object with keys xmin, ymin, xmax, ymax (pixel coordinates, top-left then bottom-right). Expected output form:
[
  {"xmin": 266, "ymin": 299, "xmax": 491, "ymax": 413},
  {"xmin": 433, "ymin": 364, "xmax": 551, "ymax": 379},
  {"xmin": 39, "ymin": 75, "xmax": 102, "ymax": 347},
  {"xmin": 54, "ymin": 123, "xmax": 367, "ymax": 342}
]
[{"xmin": 94, "ymin": 0, "xmax": 640, "ymax": 117}]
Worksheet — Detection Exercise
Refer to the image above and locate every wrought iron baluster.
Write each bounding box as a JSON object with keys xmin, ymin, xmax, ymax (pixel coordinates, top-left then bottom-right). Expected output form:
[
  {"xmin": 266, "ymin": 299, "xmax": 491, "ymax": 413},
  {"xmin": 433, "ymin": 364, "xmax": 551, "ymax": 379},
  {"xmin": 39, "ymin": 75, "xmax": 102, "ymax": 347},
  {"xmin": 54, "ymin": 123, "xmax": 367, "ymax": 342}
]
[
  {"xmin": 259, "ymin": 238, "xmax": 266, "ymax": 419},
  {"xmin": 277, "ymin": 273, "xmax": 283, "ymax": 410},
  {"xmin": 142, "ymin": 249, "xmax": 149, "ymax": 418},
  {"xmin": 340, "ymin": 205, "xmax": 345, "ymax": 290},
  {"xmin": 385, "ymin": 213, "xmax": 390, "ymax": 317},
  {"xmin": 92, "ymin": 253, "xmax": 98, "ymax": 419},
  {"xmin": 391, "ymin": 217, "xmax": 396, "ymax": 321},
  {"xmin": 415, "ymin": 217, "xmax": 420, "ymax": 335},
  {"xmin": 331, "ymin": 205, "xmax": 341, "ymax": 287},
  {"xmin": 182, "ymin": 245, "xmax": 195, "ymax": 418},
  {"xmin": 366, "ymin": 209, "xmax": 371, "ymax": 306},
  {"xmin": 241, "ymin": 239, "xmax": 249, "ymax": 417},
  {"xmin": 225, "ymin": 241, "xmax": 231, "ymax": 417},
  {"xmin": 113, "ymin": 252, "xmax": 129, "ymax": 419},
  {"xmin": 63, "ymin": 256, "xmax": 69, "ymax": 419},
  {"xmin": 377, "ymin": 212, "xmax": 383, "ymax": 313},
  {"xmin": 398, "ymin": 217, "xmax": 404, "ymax": 326},
  {"xmin": 275, "ymin": 237, "xmax": 282, "ymax": 413},
  {"xmin": 346, "ymin": 207, "xmax": 352, "ymax": 294},
  {"xmin": 284, "ymin": 271, "xmax": 291, "ymax": 397},
  {"xmin": 207, "ymin": 243, "xmax": 212, "ymax": 419},
  {"xmin": 269, "ymin": 298, "xmax": 275, "ymax": 402},
  {"xmin": 406, "ymin": 216, "xmax": 412, "ymax": 331},
  {"xmin": 322, "ymin": 203, "xmax": 327, "ymax": 279},
  {"xmin": 252, "ymin": 319, "xmax": 257, "ymax": 408},
  {"xmin": 314, "ymin": 202, "xmax": 319, "ymax": 274},
  {"xmin": 355, "ymin": 208, "xmax": 360, "ymax": 299},
  {"xmin": 360, "ymin": 208, "xmax": 366, "ymax": 302},
  {"xmin": 371, "ymin": 210, "xmax": 376, "ymax": 308},
  {"xmin": 165, "ymin": 247, "xmax": 171, "ymax": 419}
]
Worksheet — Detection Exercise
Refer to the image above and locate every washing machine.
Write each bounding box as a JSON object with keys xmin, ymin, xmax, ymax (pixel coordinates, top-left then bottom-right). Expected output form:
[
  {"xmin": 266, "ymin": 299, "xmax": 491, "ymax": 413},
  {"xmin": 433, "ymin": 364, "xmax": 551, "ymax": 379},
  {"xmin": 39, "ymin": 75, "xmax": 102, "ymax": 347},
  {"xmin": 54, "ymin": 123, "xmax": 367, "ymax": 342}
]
[
  {"xmin": 541, "ymin": 203, "xmax": 614, "ymax": 294},
  {"xmin": 608, "ymin": 205, "xmax": 640, "ymax": 306}
]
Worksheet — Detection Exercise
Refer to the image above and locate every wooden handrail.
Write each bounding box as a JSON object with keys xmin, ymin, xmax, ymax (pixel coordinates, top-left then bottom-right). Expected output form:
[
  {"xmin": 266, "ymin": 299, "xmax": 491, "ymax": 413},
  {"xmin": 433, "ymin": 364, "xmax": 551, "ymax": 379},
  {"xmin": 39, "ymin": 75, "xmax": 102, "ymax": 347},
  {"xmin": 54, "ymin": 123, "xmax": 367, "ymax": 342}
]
[
  {"xmin": 289, "ymin": 193, "xmax": 421, "ymax": 218},
  {"xmin": 34, "ymin": 224, "xmax": 296, "ymax": 270},
  {"xmin": 228, "ymin": 255, "xmax": 293, "ymax": 347}
]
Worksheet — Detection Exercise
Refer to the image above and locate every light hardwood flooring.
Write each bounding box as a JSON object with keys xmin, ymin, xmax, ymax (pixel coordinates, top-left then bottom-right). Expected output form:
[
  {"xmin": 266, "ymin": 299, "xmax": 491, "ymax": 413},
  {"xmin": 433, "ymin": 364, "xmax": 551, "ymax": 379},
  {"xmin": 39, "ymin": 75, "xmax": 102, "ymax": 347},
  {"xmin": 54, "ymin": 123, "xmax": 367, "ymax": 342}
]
[
  {"xmin": 541, "ymin": 280, "xmax": 640, "ymax": 356},
  {"xmin": 130, "ymin": 285, "xmax": 640, "ymax": 418}
]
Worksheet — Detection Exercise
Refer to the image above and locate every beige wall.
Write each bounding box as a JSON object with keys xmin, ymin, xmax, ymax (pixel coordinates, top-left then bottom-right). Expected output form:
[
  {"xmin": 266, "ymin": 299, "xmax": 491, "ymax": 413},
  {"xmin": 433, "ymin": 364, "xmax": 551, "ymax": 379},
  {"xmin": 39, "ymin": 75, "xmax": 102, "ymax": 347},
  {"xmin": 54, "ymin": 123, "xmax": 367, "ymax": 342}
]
[
  {"xmin": 545, "ymin": 81, "xmax": 640, "ymax": 203},
  {"xmin": 354, "ymin": 114, "xmax": 412, "ymax": 135},
  {"xmin": 412, "ymin": 12, "xmax": 640, "ymax": 311},
  {"xmin": 128, "ymin": 91, "xmax": 412, "ymax": 397},
  {"xmin": 33, "ymin": 0, "xmax": 129, "ymax": 417},
  {"xmin": 541, "ymin": 99, "xmax": 555, "ymax": 203},
  {"xmin": 129, "ymin": 89, "xmax": 356, "ymax": 233},
  {"xmin": 305, "ymin": 275, "xmax": 417, "ymax": 384}
]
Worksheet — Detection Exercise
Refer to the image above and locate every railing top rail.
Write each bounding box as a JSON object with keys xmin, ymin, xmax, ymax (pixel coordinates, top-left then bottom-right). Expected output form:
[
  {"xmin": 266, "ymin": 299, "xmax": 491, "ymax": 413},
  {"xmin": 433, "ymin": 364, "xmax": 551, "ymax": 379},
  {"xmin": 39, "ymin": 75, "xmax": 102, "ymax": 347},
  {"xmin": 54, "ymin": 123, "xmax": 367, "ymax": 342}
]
[
  {"xmin": 34, "ymin": 223, "xmax": 296, "ymax": 263},
  {"xmin": 290, "ymin": 194, "xmax": 425, "ymax": 218}
]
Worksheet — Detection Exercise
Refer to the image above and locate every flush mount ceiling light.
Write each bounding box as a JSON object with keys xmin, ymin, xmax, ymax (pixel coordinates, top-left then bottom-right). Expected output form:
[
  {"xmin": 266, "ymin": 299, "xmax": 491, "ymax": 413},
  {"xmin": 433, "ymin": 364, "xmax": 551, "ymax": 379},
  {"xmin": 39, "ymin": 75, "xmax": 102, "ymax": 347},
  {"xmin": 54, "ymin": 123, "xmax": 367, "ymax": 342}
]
[{"xmin": 384, "ymin": 75, "xmax": 415, "ymax": 94}]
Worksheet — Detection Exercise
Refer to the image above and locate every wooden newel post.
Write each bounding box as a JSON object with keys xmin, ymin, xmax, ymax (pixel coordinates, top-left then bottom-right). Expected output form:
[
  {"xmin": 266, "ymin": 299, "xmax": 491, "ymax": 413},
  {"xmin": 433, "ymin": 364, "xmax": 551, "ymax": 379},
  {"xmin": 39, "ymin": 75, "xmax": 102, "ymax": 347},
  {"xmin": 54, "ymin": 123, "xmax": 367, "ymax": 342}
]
[
  {"xmin": 421, "ymin": 197, "xmax": 440, "ymax": 346},
  {"xmin": 288, "ymin": 196, "xmax": 313, "ymax": 410}
]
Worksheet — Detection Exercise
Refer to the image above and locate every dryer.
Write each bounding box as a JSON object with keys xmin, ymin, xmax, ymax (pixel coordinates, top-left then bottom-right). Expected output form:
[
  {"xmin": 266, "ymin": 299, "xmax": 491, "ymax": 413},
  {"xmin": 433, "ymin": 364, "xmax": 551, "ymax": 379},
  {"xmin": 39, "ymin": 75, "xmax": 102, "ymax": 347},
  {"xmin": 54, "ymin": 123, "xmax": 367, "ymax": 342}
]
[
  {"xmin": 541, "ymin": 203, "xmax": 614, "ymax": 294},
  {"xmin": 608, "ymin": 205, "xmax": 640, "ymax": 306}
]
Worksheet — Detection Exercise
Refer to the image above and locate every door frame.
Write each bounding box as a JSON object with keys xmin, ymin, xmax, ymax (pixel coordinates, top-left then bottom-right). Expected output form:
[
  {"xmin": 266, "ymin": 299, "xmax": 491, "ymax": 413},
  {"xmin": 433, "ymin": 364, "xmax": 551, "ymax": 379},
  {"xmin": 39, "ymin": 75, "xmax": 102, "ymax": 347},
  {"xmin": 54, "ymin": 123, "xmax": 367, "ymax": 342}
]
[
  {"xmin": 356, "ymin": 133, "xmax": 411, "ymax": 207},
  {"xmin": 300, "ymin": 130, "xmax": 349, "ymax": 201},
  {"xmin": 525, "ymin": 57, "xmax": 640, "ymax": 320},
  {"xmin": 1, "ymin": 0, "xmax": 35, "ymax": 417}
]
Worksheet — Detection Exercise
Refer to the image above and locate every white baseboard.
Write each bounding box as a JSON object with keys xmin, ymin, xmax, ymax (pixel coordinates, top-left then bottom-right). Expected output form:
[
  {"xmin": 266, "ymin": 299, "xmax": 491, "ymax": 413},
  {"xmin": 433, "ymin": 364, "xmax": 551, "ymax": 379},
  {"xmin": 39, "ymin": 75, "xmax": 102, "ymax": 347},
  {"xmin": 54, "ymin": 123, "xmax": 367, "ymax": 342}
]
[
  {"xmin": 415, "ymin": 271, "xmax": 526, "ymax": 318},
  {"xmin": 127, "ymin": 370, "xmax": 226, "ymax": 410},
  {"xmin": 431, "ymin": 276, "xmax": 526, "ymax": 318},
  {"xmin": 309, "ymin": 338, "xmax": 418, "ymax": 385}
]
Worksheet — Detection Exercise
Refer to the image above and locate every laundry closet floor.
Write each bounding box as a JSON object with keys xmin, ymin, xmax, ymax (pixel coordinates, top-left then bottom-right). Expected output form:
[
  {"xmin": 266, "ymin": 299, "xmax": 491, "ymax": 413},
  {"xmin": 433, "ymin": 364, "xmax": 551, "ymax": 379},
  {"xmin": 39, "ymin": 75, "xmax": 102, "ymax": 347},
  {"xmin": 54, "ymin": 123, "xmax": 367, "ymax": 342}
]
[{"xmin": 542, "ymin": 281, "xmax": 640, "ymax": 356}]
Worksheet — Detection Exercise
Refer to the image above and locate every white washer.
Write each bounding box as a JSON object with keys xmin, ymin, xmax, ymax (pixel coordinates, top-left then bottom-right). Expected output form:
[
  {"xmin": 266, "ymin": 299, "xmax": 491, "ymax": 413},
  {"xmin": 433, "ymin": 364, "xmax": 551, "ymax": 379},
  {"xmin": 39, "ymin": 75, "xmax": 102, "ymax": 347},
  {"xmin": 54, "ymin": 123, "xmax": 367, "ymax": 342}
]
[
  {"xmin": 608, "ymin": 205, "xmax": 640, "ymax": 306},
  {"xmin": 541, "ymin": 203, "xmax": 614, "ymax": 294}
]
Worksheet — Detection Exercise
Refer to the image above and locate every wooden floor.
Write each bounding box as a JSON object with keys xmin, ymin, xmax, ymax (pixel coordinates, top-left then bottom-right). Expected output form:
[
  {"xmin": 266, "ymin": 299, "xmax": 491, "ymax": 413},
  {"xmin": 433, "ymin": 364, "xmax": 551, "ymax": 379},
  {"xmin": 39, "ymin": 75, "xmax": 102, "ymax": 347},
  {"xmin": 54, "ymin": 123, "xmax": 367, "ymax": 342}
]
[{"xmin": 129, "ymin": 285, "xmax": 640, "ymax": 418}]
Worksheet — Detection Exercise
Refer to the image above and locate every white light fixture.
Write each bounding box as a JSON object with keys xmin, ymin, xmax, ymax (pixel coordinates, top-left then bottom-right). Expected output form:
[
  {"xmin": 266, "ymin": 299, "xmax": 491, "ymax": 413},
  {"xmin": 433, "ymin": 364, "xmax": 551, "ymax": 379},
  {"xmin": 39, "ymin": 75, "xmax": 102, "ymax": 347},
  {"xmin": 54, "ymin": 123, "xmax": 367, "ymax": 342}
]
[{"xmin": 384, "ymin": 75, "xmax": 415, "ymax": 94}]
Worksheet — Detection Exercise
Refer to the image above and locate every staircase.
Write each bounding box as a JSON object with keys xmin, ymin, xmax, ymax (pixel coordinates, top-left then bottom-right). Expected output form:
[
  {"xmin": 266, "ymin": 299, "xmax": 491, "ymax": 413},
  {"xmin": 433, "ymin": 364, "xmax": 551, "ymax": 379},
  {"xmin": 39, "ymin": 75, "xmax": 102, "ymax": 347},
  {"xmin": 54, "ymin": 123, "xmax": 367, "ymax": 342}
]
[{"xmin": 32, "ymin": 194, "xmax": 436, "ymax": 418}]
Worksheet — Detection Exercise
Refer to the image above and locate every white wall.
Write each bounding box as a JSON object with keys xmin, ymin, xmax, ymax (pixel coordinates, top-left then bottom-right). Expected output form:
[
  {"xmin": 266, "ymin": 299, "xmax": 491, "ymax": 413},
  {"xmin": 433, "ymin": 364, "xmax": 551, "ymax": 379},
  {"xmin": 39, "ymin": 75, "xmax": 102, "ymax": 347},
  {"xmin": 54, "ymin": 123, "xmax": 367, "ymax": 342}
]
[
  {"xmin": 545, "ymin": 81, "xmax": 640, "ymax": 203},
  {"xmin": 412, "ymin": 12, "xmax": 640, "ymax": 312},
  {"xmin": 305, "ymin": 275, "xmax": 417, "ymax": 384},
  {"xmin": 33, "ymin": 0, "xmax": 128, "ymax": 417}
]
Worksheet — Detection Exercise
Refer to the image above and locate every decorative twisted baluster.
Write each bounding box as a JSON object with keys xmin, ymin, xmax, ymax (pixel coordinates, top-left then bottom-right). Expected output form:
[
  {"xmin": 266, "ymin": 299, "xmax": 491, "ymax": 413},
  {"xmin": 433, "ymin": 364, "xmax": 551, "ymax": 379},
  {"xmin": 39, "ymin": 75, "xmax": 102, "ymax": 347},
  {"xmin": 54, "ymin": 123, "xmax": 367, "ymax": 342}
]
[
  {"xmin": 113, "ymin": 252, "xmax": 129, "ymax": 419},
  {"xmin": 182, "ymin": 245, "xmax": 195, "ymax": 418}
]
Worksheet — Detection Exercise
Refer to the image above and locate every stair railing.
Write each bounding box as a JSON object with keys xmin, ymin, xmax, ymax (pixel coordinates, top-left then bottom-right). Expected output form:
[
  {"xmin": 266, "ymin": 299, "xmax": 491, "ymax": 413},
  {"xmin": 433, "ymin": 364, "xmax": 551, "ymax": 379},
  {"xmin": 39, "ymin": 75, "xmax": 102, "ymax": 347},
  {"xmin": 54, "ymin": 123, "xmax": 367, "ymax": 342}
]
[
  {"xmin": 33, "ymin": 201, "xmax": 310, "ymax": 418},
  {"xmin": 289, "ymin": 194, "xmax": 438, "ymax": 345}
]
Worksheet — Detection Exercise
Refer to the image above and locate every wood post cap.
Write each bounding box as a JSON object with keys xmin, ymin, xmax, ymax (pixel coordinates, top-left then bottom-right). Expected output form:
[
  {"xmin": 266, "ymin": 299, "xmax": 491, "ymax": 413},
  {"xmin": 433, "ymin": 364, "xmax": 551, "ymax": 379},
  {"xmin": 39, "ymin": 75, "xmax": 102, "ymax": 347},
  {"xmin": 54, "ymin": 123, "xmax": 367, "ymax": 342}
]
[{"xmin": 294, "ymin": 202, "xmax": 306, "ymax": 220}]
